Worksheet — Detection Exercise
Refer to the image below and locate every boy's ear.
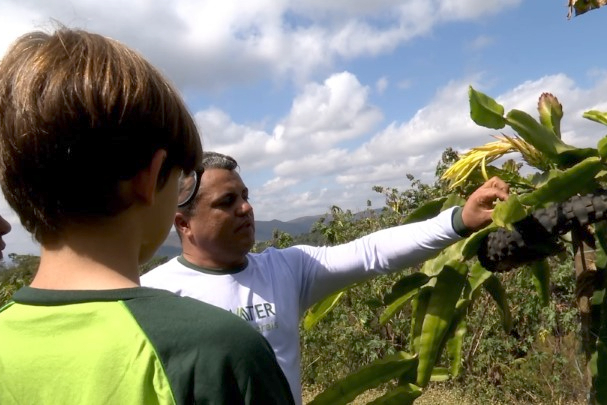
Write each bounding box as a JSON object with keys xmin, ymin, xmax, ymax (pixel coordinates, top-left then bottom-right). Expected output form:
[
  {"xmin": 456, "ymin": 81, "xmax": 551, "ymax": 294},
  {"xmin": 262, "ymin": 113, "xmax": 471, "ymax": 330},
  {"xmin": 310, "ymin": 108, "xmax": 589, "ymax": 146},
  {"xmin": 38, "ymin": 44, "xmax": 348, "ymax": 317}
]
[{"xmin": 133, "ymin": 149, "xmax": 167, "ymax": 205}]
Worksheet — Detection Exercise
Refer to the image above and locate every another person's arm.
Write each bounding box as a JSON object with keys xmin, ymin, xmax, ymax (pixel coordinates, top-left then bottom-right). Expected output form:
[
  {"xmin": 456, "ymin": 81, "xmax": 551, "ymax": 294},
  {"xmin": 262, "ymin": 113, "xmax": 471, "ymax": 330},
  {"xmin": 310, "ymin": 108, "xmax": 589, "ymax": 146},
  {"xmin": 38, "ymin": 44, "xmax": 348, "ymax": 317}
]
[{"xmin": 291, "ymin": 177, "xmax": 509, "ymax": 309}]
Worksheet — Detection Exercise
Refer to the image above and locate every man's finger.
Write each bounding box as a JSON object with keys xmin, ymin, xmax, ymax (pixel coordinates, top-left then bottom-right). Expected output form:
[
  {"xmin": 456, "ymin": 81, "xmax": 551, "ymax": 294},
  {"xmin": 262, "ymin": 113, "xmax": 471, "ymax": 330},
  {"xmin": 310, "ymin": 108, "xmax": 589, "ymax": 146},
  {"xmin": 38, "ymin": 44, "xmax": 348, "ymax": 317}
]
[{"xmin": 485, "ymin": 176, "xmax": 509, "ymax": 193}]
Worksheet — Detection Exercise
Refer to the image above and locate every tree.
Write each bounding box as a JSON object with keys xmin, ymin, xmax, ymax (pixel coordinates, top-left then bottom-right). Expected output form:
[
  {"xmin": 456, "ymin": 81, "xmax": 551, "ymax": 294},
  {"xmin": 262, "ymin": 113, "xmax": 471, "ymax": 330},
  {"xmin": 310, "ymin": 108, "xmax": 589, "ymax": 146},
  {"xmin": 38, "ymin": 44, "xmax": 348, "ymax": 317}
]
[{"xmin": 0, "ymin": 254, "xmax": 39, "ymax": 307}]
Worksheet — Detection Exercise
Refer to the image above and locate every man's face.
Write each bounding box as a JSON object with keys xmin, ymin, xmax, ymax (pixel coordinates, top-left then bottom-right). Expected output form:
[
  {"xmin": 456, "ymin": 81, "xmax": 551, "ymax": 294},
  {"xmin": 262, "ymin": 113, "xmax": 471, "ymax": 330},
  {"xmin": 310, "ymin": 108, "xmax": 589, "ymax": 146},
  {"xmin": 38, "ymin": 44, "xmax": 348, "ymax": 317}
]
[
  {"xmin": 181, "ymin": 168, "xmax": 255, "ymax": 268},
  {"xmin": 0, "ymin": 214, "xmax": 10, "ymax": 260}
]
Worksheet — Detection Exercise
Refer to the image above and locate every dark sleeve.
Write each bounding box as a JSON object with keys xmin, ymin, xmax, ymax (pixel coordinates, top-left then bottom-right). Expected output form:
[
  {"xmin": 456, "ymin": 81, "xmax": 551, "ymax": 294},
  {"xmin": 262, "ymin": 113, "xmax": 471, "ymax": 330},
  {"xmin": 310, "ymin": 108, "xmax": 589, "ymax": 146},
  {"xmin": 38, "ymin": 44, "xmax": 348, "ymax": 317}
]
[
  {"xmin": 451, "ymin": 206, "xmax": 472, "ymax": 237},
  {"xmin": 126, "ymin": 295, "xmax": 295, "ymax": 405}
]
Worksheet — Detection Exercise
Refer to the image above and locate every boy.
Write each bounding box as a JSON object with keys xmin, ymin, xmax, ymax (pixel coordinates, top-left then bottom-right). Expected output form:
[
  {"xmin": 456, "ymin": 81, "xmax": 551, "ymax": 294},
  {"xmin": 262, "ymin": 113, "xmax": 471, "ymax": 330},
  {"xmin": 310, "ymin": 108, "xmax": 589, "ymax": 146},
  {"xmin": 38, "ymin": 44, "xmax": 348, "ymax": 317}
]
[{"xmin": 0, "ymin": 28, "xmax": 294, "ymax": 404}]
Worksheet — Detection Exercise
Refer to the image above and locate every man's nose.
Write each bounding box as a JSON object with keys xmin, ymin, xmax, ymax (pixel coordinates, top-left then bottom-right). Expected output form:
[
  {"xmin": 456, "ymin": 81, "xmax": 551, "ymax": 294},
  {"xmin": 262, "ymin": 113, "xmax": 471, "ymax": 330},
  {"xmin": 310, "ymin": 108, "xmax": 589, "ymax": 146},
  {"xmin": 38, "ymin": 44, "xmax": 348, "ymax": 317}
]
[
  {"xmin": 0, "ymin": 215, "xmax": 11, "ymax": 235},
  {"xmin": 239, "ymin": 200, "xmax": 253, "ymax": 215}
]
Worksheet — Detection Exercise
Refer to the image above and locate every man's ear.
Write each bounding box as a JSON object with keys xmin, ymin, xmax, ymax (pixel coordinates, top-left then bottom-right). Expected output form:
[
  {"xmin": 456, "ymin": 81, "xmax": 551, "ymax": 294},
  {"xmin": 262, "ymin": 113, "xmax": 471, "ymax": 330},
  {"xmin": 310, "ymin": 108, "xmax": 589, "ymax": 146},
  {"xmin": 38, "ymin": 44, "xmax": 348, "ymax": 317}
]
[
  {"xmin": 133, "ymin": 149, "xmax": 167, "ymax": 205},
  {"xmin": 174, "ymin": 212, "xmax": 190, "ymax": 237}
]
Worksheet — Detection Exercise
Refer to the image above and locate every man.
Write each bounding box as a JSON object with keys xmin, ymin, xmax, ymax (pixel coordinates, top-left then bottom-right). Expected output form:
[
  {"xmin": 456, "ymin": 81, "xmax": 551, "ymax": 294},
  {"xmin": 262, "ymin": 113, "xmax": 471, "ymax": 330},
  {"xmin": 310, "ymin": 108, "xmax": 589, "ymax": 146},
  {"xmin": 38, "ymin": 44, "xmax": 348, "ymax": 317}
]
[
  {"xmin": 0, "ymin": 29, "xmax": 294, "ymax": 404},
  {"xmin": 142, "ymin": 151, "xmax": 509, "ymax": 403}
]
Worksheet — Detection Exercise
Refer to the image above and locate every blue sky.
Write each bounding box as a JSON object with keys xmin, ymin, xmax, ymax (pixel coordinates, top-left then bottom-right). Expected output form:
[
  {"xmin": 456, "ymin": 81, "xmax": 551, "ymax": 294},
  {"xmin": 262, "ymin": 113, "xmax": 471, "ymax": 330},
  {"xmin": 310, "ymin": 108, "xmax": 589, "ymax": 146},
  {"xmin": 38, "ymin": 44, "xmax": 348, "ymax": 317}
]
[{"xmin": 1, "ymin": 0, "xmax": 607, "ymax": 256}]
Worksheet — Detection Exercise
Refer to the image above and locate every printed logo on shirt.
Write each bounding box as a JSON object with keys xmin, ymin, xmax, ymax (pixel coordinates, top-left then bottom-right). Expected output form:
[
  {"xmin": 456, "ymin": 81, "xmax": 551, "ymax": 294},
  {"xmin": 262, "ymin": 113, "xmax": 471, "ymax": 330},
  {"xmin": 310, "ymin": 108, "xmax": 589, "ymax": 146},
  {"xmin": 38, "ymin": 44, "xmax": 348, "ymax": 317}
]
[
  {"xmin": 230, "ymin": 302, "xmax": 278, "ymax": 333},
  {"xmin": 230, "ymin": 302, "xmax": 276, "ymax": 321}
]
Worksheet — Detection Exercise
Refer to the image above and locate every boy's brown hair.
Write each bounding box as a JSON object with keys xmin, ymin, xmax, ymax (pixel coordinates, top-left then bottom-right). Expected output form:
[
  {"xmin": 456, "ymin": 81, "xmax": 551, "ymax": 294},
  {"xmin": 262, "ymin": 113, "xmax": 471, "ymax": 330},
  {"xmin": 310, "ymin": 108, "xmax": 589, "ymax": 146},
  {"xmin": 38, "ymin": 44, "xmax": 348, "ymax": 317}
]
[{"xmin": 0, "ymin": 28, "xmax": 202, "ymax": 244}]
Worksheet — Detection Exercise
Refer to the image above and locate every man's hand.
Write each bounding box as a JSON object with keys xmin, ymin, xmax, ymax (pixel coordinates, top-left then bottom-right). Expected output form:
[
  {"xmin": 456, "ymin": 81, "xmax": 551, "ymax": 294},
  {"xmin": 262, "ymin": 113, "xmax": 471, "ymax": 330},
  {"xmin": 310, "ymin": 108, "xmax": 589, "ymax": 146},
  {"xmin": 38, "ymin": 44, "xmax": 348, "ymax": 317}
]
[{"xmin": 461, "ymin": 177, "xmax": 509, "ymax": 232}]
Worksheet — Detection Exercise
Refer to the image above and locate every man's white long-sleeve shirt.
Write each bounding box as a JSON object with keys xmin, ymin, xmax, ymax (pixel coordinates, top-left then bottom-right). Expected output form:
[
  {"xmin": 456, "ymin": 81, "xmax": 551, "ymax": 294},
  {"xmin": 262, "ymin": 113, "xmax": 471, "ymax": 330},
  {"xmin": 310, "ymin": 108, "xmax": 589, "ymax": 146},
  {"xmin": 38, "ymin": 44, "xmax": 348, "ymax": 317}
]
[{"xmin": 141, "ymin": 207, "xmax": 463, "ymax": 404}]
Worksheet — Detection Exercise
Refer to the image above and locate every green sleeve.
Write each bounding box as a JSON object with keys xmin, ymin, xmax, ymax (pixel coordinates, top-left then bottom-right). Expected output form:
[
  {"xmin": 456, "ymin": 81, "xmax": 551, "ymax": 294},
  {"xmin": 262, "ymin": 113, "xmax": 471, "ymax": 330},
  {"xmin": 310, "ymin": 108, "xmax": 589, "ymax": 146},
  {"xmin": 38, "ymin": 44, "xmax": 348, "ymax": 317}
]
[
  {"xmin": 452, "ymin": 206, "xmax": 472, "ymax": 237},
  {"xmin": 126, "ymin": 294, "xmax": 295, "ymax": 405}
]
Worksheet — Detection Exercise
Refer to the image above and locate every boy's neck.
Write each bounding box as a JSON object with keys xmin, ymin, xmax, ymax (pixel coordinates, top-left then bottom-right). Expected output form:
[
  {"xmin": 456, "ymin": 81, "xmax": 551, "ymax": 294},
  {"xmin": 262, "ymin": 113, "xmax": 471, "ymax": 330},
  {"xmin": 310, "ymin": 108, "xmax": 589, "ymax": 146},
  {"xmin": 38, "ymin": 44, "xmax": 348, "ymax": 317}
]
[
  {"xmin": 32, "ymin": 254, "xmax": 140, "ymax": 290},
  {"xmin": 31, "ymin": 222, "xmax": 142, "ymax": 290}
]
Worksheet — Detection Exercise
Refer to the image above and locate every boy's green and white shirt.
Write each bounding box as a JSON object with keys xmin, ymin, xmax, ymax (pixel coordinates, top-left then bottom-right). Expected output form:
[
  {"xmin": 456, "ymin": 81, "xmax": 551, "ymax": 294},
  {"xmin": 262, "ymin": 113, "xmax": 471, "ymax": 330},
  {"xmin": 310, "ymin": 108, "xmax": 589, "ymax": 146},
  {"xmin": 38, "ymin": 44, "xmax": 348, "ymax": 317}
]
[{"xmin": 0, "ymin": 286, "xmax": 294, "ymax": 405}]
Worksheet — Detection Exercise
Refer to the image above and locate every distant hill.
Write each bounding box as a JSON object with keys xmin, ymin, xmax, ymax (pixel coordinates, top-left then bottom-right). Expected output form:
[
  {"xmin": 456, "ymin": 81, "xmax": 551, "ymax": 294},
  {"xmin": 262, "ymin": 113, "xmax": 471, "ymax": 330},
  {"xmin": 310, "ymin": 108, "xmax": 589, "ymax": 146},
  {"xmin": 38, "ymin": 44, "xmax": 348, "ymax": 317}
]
[
  {"xmin": 254, "ymin": 215, "xmax": 323, "ymax": 241},
  {"xmin": 155, "ymin": 214, "xmax": 324, "ymax": 260}
]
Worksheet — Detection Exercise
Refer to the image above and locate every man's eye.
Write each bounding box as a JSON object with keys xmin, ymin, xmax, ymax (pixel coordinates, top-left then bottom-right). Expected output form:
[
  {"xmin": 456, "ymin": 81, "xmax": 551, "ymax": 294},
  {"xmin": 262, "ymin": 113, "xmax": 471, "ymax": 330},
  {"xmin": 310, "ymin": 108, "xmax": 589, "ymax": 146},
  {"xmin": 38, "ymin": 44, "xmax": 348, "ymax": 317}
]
[{"xmin": 220, "ymin": 196, "xmax": 236, "ymax": 206}]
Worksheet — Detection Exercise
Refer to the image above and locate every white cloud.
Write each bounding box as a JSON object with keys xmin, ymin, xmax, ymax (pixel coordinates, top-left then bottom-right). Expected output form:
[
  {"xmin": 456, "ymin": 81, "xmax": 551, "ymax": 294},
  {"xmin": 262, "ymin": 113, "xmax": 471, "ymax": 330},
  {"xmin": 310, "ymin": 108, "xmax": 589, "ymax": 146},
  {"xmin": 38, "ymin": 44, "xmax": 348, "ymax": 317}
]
[
  {"xmin": 274, "ymin": 149, "xmax": 351, "ymax": 178},
  {"xmin": 438, "ymin": 0, "xmax": 522, "ymax": 20},
  {"xmin": 376, "ymin": 77, "xmax": 389, "ymax": 94},
  {"xmin": 1, "ymin": 0, "xmax": 524, "ymax": 90},
  {"xmin": 279, "ymin": 72, "xmax": 383, "ymax": 147},
  {"xmin": 466, "ymin": 35, "xmax": 495, "ymax": 51},
  {"xmin": 397, "ymin": 79, "xmax": 413, "ymax": 90},
  {"xmin": 259, "ymin": 177, "xmax": 299, "ymax": 194},
  {"xmin": 194, "ymin": 71, "xmax": 382, "ymax": 172}
]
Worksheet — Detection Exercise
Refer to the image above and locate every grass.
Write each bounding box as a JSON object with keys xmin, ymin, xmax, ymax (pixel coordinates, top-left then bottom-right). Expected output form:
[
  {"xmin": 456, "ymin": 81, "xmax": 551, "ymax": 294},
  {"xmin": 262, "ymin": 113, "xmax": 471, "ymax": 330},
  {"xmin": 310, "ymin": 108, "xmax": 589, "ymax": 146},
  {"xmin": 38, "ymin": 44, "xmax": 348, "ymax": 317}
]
[{"xmin": 302, "ymin": 384, "xmax": 588, "ymax": 405}]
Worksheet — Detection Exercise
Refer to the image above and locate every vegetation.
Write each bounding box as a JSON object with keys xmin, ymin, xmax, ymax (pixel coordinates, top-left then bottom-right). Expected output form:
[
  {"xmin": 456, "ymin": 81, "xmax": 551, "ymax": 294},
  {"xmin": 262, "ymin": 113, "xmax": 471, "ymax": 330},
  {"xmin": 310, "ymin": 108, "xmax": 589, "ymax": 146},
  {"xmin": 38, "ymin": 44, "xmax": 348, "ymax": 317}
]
[
  {"xmin": 0, "ymin": 254, "xmax": 38, "ymax": 307},
  {"xmin": 0, "ymin": 254, "xmax": 169, "ymax": 307},
  {"xmin": 295, "ymin": 84, "xmax": 607, "ymax": 404}
]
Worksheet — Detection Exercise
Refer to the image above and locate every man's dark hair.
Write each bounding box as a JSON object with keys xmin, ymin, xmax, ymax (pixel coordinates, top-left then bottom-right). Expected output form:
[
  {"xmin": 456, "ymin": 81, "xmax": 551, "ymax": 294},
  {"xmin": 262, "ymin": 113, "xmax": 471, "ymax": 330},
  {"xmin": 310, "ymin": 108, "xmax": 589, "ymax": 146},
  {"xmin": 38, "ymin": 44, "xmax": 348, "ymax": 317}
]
[{"xmin": 177, "ymin": 151, "xmax": 239, "ymax": 218}]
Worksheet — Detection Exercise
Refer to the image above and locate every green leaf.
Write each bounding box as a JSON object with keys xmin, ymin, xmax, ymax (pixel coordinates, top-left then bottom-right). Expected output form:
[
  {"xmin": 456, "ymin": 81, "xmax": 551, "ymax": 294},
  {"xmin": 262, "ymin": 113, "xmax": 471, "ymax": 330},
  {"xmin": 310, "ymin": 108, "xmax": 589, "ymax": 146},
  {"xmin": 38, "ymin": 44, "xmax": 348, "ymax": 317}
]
[
  {"xmin": 484, "ymin": 165, "xmax": 534, "ymax": 190},
  {"xmin": 308, "ymin": 352, "xmax": 418, "ymax": 405},
  {"xmin": 446, "ymin": 318, "xmax": 467, "ymax": 378},
  {"xmin": 593, "ymin": 282, "xmax": 607, "ymax": 404},
  {"xmin": 595, "ymin": 222, "xmax": 607, "ymax": 269},
  {"xmin": 538, "ymin": 93, "xmax": 563, "ymax": 138},
  {"xmin": 584, "ymin": 110, "xmax": 607, "ymax": 127},
  {"xmin": 366, "ymin": 384, "xmax": 422, "ymax": 405},
  {"xmin": 506, "ymin": 109, "xmax": 576, "ymax": 161},
  {"xmin": 384, "ymin": 272, "xmax": 432, "ymax": 305},
  {"xmin": 590, "ymin": 349, "xmax": 598, "ymax": 377},
  {"xmin": 435, "ymin": 298, "xmax": 470, "ymax": 367},
  {"xmin": 592, "ymin": 290, "xmax": 605, "ymax": 306},
  {"xmin": 529, "ymin": 168, "xmax": 563, "ymax": 187},
  {"xmin": 402, "ymin": 197, "xmax": 448, "ymax": 225},
  {"xmin": 381, "ymin": 287, "xmax": 422, "ymax": 326},
  {"xmin": 465, "ymin": 262, "xmax": 493, "ymax": 298},
  {"xmin": 420, "ymin": 240, "xmax": 466, "ymax": 276},
  {"xmin": 441, "ymin": 193, "xmax": 466, "ymax": 210},
  {"xmin": 594, "ymin": 342, "xmax": 607, "ymax": 404},
  {"xmin": 424, "ymin": 296, "xmax": 471, "ymax": 383},
  {"xmin": 468, "ymin": 86, "xmax": 506, "ymax": 129},
  {"xmin": 529, "ymin": 259, "xmax": 551, "ymax": 306},
  {"xmin": 303, "ymin": 290, "xmax": 345, "ymax": 330},
  {"xmin": 411, "ymin": 286, "xmax": 433, "ymax": 353},
  {"xmin": 519, "ymin": 157, "xmax": 602, "ymax": 207},
  {"xmin": 430, "ymin": 367, "xmax": 450, "ymax": 382},
  {"xmin": 556, "ymin": 147, "xmax": 599, "ymax": 168},
  {"xmin": 492, "ymin": 194, "xmax": 529, "ymax": 229},
  {"xmin": 416, "ymin": 261, "xmax": 468, "ymax": 387},
  {"xmin": 598, "ymin": 136, "xmax": 607, "ymax": 161},
  {"xmin": 483, "ymin": 274, "xmax": 512, "ymax": 332},
  {"xmin": 461, "ymin": 225, "xmax": 498, "ymax": 260},
  {"xmin": 382, "ymin": 273, "xmax": 432, "ymax": 326}
]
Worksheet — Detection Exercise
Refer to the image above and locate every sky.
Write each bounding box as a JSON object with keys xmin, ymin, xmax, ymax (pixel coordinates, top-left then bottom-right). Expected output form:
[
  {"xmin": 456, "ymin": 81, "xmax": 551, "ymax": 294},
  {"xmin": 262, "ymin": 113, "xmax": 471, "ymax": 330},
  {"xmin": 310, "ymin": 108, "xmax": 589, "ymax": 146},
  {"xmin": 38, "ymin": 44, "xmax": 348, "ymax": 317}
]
[{"xmin": 1, "ymin": 0, "xmax": 607, "ymax": 256}]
